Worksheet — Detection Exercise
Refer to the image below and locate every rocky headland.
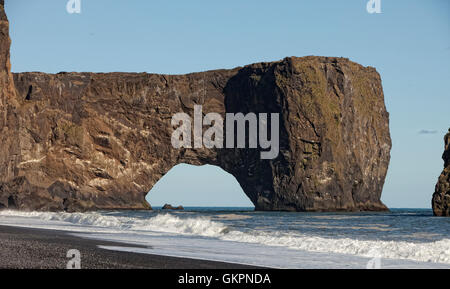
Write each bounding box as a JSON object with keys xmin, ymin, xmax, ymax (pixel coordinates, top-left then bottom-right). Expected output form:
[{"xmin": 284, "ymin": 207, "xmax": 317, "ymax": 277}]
[{"xmin": 0, "ymin": 2, "xmax": 391, "ymax": 212}]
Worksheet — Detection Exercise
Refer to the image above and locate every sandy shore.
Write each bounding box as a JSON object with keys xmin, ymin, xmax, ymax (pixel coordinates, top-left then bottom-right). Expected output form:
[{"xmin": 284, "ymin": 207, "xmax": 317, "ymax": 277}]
[{"xmin": 0, "ymin": 225, "xmax": 263, "ymax": 269}]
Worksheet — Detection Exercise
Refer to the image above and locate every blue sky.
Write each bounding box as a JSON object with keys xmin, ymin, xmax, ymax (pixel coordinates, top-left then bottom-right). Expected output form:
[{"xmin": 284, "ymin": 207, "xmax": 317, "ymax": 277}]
[{"xmin": 5, "ymin": 0, "xmax": 449, "ymax": 208}]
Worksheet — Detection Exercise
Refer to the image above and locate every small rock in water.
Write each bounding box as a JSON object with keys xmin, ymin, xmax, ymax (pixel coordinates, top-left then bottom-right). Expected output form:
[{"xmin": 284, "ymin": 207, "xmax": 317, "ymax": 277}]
[{"xmin": 162, "ymin": 204, "xmax": 184, "ymax": 210}]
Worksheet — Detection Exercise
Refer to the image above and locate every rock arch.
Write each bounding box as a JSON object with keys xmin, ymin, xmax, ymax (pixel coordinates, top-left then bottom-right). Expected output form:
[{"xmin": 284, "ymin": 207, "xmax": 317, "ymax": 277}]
[{"xmin": 0, "ymin": 2, "xmax": 391, "ymax": 212}]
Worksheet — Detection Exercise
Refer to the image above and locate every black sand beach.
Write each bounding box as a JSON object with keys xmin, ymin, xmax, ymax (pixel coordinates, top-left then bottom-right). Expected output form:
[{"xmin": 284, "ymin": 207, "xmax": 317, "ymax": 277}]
[{"xmin": 0, "ymin": 225, "xmax": 263, "ymax": 269}]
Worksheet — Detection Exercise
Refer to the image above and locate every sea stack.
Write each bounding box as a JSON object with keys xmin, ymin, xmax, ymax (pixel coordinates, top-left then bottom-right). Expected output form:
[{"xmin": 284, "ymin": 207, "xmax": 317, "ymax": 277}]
[
  {"xmin": 0, "ymin": 1, "xmax": 392, "ymax": 212},
  {"xmin": 432, "ymin": 129, "xmax": 450, "ymax": 216}
]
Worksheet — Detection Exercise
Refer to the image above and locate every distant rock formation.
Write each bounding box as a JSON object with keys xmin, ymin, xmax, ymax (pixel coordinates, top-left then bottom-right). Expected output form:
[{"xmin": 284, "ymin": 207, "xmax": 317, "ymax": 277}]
[
  {"xmin": 162, "ymin": 204, "xmax": 184, "ymax": 210},
  {"xmin": 432, "ymin": 129, "xmax": 450, "ymax": 216},
  {"xmin": 0, "ymin": 2, "xmax": 391, "ymax": 212}
]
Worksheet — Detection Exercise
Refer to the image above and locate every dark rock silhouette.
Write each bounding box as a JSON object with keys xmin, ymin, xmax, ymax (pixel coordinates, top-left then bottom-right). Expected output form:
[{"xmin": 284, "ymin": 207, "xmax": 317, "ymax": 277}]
[
  {"xmin": 432, "ymin": 129, "xmax": 450, "ymax": 216},
  {"xmin": 0, "ymin": 2, "xmax": 391, "ymax": 212},
  {"xmin": 162, "ymin": 204, "xmax": 184, "ymax": 210}
]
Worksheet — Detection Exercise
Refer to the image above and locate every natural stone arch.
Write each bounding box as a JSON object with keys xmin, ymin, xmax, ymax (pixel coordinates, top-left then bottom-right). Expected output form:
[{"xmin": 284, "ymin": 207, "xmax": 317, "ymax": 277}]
[{"xmin": 0, "ymin": 2, "xmax": 391, "ymax": 212}]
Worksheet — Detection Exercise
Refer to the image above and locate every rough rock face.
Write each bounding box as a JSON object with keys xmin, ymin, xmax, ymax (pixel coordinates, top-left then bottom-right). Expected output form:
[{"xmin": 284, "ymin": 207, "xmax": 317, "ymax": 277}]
[
  {"xmin": 0, "ymin": 0, "xmax": 21, "ymax": 210},
  {"xmin": 0, "ymin": 2, "xmax": 391, "ymax": 212},
  {"xmin": 432, "ymin": 129, "xmax": 450, "ymax": 216}
]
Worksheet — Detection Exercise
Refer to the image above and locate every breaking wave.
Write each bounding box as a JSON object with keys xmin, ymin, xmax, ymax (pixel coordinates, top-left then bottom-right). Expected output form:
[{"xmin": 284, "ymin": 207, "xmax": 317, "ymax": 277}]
[
  {"xmin": 0, "ymin": 210, "xmax": 449, "ymax": 264},
  {"xmin": 0, "ymin": 210, "xmax": 230, "ymax": 236}
]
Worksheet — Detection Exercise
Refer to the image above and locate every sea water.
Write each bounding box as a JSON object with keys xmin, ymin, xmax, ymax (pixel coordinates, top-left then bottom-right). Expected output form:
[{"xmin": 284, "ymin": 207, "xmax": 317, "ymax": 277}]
[{"xmin": 0, "ymin": 208, "xmax": 449, "ymax": 268}]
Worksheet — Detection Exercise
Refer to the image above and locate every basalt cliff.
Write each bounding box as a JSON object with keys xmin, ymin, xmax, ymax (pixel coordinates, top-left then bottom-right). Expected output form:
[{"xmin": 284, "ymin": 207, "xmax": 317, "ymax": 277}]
[
  {"xmin": 0, "ymin": 2, "xmax": 391, "ymax": 212},
  {"xmin": 432, "ymin": 129, "xmax": 450, "ymax": 216}
]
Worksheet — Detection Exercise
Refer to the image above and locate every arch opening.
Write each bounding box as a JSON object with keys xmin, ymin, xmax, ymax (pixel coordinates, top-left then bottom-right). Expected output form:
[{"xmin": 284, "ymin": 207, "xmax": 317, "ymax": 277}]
[{"xmin": 146, "ymin": 164, "xmax": 254, "ymax": 208}]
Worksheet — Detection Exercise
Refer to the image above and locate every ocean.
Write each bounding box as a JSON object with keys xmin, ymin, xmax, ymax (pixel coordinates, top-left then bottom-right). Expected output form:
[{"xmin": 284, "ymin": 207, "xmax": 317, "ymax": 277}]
[{"xmin": 0, "ymin": 208, "xmax": 449, "ymax": 268}]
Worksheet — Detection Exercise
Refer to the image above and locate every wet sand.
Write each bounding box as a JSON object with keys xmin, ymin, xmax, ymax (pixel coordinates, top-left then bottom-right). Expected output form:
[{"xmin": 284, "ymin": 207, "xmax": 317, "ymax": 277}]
[{"xmin": 0, "ymin": 225, "xmax": 263, "ymax": 269}]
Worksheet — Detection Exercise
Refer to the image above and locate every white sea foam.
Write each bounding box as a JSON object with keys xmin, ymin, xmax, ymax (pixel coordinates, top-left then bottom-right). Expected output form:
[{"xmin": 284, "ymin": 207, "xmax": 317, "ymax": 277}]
[
  {"xmin": 0, "ymin": 210, "xmax": 449, "ymax": 265},
  {"xmin": 0, "ymin": 210, "xmax": 229, "ymax": 236}
]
